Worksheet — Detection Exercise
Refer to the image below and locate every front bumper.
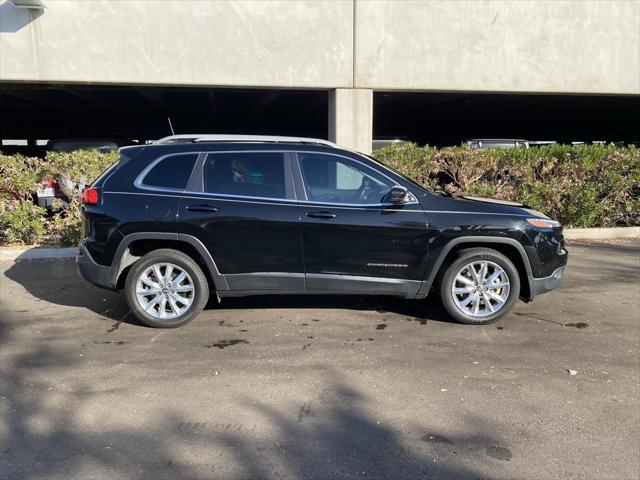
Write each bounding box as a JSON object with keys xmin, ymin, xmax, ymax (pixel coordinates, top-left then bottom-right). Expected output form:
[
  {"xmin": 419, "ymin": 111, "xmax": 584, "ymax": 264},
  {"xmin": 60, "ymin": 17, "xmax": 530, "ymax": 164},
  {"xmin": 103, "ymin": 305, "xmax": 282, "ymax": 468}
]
[
  {"xmin": 76, "ymin": 243, "xmax": 113, "ymax": 290},
  {"xmin": 529, "ymin": 266, "xmax": 566, "ymax": 299}
]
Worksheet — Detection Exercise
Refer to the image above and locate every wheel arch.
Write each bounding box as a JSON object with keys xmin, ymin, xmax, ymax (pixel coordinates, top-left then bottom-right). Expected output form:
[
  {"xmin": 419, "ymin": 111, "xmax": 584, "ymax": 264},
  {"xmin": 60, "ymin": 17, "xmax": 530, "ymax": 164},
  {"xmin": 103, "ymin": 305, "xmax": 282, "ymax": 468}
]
[
  {"xmin": 419, "ymin": 236, "xmax": 533, "ymax": 301},
  {"xmin": 110, "ymin": 233, "xmax": 229, "ymax": 292}
]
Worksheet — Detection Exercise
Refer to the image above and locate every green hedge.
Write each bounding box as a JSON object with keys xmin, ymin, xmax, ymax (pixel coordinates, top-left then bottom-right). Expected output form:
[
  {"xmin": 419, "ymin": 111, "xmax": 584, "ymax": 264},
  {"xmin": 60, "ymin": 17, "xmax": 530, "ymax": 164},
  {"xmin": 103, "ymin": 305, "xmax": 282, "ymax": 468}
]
[
  {"xmin": 375, "ymin": 143, "xmax": 639, "ymax": 228},
  {"xmin": 0, "ymin": 145, "xmax": 638, "ymax": 246},
  {"xmin": 0, "ymin": 151, "xmax": 117, "ymax": 246}
]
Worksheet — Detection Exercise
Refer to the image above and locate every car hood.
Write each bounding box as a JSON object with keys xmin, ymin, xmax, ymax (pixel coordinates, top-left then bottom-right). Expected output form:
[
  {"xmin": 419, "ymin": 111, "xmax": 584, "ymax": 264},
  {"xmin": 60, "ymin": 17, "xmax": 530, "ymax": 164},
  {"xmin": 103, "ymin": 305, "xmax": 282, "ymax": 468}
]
[
  {"xmin": 457, "ymin": 195, "xmax": 528, "ymax": 208},
  {"xmin": 418, "ymin": 191, "xmax": 540, "ymax": 218}
]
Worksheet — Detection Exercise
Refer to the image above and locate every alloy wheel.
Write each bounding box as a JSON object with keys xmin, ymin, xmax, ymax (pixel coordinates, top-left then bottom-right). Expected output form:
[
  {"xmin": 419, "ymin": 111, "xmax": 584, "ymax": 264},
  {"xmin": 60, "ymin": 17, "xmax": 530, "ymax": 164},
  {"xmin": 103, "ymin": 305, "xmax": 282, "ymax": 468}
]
[
  {"xmin": 450, "ymin": 260, "xmax": 510, "ymax": 318},
  {"xmin": 135, "ymin": 262, "xmax": 195, "ymax": 320}
]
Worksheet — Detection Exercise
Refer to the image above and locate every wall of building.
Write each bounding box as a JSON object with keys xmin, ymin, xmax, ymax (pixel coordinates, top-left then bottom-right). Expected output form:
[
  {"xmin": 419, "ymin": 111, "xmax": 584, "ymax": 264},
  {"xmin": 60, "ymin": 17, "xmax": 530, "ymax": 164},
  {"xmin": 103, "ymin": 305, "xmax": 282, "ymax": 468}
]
[
  {"xmin": 355, "ymin": 0, "xmax": 640, "ymax": 94},
  {"xmin": 0, "ymin": 0, "xmax": 354, "ymax": 88},
  {"xmin": 1, "ymin": 0, "xmax": 638, "ymax": 94}
]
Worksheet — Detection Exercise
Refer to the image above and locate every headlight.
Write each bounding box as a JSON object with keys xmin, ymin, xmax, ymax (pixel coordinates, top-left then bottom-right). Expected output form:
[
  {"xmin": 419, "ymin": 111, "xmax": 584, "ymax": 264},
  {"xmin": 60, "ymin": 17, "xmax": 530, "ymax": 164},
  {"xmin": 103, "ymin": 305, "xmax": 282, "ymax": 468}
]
[{"xmin": 527, "ymin": 218, "xmax": 561, "ymax": 229}]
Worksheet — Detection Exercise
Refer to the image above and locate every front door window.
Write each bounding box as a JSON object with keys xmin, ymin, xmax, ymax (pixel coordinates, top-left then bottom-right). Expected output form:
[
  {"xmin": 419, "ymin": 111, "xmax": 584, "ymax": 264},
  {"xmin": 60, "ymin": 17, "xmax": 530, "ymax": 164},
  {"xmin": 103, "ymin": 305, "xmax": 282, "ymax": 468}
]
[{"xmin": 298, "ymin": 153, "xmax": 392, "ymax": 204}]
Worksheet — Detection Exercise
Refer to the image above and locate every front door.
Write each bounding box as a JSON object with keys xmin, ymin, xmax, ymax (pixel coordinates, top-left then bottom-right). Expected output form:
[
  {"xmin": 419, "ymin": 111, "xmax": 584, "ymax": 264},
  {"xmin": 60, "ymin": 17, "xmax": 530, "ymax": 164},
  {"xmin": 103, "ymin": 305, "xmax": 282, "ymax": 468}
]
[
  {"xmin": 179, "ymin": 150, "xmax": 304, "ymax": 291},
  {"xmin": 294, "ymin": 151, "xmax": 430, "ymax": 296}
]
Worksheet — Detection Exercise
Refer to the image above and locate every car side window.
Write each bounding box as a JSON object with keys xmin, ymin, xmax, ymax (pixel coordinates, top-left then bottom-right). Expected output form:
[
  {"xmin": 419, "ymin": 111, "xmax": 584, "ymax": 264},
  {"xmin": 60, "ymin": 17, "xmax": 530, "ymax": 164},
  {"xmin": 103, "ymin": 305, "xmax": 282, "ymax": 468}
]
[
  {"xmin": 298, "ymin": 153, "xmax": 392, "ymax": 204},
  {"xmin": 204, "ymin": 152, "xmax": 286, "ymax": 199},
  {"xmin": 141, "ymin": 153, "xmax": 198, "ymax": 190}
]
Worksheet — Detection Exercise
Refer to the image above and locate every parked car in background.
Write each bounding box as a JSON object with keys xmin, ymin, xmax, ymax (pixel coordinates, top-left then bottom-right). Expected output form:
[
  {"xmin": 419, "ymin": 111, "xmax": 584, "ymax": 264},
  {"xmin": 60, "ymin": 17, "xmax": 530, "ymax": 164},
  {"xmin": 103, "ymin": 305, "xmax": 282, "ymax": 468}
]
[
  {"xmin": 0, "ymin": 142, "xmax": 47, "ymax": 158},
  {"xmin": 36, "ymin": 139, "xmax": 121, "ymax": 209},
  {"xmin": 465, "ymin": 139, "xmax": 529, "ymax": 149},
  {"xmin": 76, "ymin": 134, "xmax": 567, "ymax": 328},
  {"xmin": 47, "ymin": 139, "xmax": 119, "ymax": 154},
  {"xmin": 372, "ymin": 138, "xmax": 410, "ymax": 151}
]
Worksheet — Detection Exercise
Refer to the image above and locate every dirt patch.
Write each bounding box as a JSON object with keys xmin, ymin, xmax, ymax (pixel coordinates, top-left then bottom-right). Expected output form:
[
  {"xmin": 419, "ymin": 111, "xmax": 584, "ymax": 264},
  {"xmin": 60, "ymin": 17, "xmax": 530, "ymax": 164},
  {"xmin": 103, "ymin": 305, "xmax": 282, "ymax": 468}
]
[
  {"xmin": 565, "ymin": 322, "xmax": 588, "ymax": 329},
  {"xmin": 206, "ymin": 340, "xmax": 249, "ymax": 350}
]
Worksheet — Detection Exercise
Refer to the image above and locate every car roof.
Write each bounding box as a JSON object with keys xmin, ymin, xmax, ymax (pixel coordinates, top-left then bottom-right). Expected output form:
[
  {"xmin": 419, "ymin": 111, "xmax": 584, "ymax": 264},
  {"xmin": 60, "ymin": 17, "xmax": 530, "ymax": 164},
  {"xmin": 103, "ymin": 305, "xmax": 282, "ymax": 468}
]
[
  {"xmin": 117, "ymin": 140, "xmax": 352, "ymax": 160},
  {"xmin": 154, "ymin": 134, "xmax": 338, "ymax": 148}
]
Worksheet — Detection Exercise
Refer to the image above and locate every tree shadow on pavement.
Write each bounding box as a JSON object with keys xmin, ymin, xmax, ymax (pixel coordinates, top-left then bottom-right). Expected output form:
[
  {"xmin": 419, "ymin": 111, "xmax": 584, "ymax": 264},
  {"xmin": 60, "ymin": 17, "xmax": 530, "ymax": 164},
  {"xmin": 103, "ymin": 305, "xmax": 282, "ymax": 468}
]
[
  {"xmin": 3, "ymin": 259, "xmax": 138, "ymax": 326},
  {"xmin": 211, "ymin": 386, "xmax": 514, "ymax": 480},
  {"xmin": 1, "ymin": 311, "xmax": 513, "ymax": 480}
]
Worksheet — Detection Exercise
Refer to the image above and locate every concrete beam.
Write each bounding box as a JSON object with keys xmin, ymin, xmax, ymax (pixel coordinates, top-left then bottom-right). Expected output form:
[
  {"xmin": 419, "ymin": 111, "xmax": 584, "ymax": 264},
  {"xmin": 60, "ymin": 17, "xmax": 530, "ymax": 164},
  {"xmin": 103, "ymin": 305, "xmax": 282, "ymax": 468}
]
[
  {"xmin": 0, "ymin": 0, "xmax": 354, "ymax": 89},
  {"xmin": 356, "ymin": 0, "xmax": 640, "ymax": 94},
  {"xmin": 328, "ymin": 88, "xmax": 373, "ymax": 155}
]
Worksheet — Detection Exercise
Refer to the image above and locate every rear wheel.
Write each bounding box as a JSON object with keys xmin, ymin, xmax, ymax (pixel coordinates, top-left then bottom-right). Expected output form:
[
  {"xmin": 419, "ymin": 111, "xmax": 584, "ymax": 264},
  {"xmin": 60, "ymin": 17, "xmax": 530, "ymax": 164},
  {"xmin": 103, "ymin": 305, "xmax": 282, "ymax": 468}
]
[
  {"xmin": 125, "ymin": 249, "xmax": 209, "ymax": 328},
  {"xmin": 440, "ymin": 248, "xmax": 520, "ymax": 324}
]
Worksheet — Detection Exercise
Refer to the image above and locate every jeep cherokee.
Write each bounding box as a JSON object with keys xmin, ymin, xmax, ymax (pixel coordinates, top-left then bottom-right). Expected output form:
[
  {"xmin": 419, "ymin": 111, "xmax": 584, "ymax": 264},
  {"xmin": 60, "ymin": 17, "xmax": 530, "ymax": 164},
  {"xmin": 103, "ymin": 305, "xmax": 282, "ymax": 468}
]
[{"xmin": 76, "ymin": 134, "xmax": 567, "ymax": 328}]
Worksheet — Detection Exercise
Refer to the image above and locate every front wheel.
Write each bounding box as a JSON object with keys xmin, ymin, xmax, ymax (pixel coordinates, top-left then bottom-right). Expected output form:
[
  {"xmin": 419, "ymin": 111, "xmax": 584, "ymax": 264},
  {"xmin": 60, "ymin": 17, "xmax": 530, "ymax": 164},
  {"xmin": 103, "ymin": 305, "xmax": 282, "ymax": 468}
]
[
  {"xmin": 125, "ymin": 249, "xmax": 209, "ymax": 328},
  {"xmin": 440, "ymin": 248, "xmax": 520, "ymax": 324}
]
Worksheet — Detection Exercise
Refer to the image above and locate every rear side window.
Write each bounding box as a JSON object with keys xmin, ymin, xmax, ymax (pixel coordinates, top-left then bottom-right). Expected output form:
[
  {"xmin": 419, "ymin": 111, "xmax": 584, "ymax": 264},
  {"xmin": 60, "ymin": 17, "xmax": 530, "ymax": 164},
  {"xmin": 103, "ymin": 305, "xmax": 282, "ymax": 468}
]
[
  {"xmin": 141, "ymin": 153, "xmax": 198, "ymax": 190},
  {"xmin": 204, "ymin": 152, "xmax": 286, "ymax": 199},
  {"xmin": 91, "ymin": 161, "xmax": 119, "ymax": 188},
  {"xmin": 92, "ymin": 147, "xmax": 142, "ymax": 188}
]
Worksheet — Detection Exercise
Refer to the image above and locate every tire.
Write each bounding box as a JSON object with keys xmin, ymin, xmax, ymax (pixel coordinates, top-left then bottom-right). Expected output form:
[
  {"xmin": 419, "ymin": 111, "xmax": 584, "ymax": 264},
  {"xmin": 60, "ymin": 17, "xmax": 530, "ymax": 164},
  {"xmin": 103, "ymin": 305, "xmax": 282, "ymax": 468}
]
[
  {"xmin": 439, "ymin": 247, "xmax": 520, "ymax": 325},
  {"xmin": 124, "ymin": 249, "xmax": 209, "ymax": 328}
]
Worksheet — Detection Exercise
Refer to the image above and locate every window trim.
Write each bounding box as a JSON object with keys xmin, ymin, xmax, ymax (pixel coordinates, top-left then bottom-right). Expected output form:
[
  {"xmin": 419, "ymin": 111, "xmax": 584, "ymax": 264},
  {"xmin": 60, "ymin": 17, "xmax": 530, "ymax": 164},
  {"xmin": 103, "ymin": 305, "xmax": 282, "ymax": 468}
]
[
  {"xmin": 133, "ymin": 149, "xmax": 418, "ymax": 207},
  {"xmin": 292, "ymin": 151, "xmax": 418, "ymax": 207},
  {"xmin": 134, "ymin": 152, "xmax": 201, "ymax": 192}
]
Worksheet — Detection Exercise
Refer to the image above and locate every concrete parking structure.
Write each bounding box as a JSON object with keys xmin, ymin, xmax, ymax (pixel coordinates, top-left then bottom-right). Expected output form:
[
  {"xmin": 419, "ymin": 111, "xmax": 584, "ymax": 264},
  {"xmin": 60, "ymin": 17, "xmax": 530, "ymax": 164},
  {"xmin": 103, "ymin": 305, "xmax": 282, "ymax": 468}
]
[{"xmin": 1, "ymin": 1, "xmax": 639, "ymax": 151}]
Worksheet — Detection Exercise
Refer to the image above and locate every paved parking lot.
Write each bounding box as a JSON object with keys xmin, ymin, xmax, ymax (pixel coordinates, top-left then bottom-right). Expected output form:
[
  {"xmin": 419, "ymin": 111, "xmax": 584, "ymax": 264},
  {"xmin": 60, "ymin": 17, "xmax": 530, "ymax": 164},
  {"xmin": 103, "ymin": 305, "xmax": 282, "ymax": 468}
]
[{"xmin": 1, "ymin": 240, "xmax": 639, "ymax": 480}]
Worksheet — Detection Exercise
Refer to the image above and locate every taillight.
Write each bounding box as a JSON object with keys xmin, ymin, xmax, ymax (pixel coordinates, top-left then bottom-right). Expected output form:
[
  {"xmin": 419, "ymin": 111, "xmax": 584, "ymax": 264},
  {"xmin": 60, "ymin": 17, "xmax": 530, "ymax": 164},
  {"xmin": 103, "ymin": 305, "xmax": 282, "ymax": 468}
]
[{"xmin": 81, "ymin": 188, "xmax": 99, "ymax": 205}]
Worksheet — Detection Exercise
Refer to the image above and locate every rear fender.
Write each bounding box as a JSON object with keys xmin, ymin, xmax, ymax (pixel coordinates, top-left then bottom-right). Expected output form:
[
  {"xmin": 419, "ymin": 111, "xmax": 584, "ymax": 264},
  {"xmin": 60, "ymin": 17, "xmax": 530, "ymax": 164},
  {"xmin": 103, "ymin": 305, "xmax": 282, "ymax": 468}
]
[{"xmin": 109, "ymin": 232, "xmax": 229, "ymax": 291}]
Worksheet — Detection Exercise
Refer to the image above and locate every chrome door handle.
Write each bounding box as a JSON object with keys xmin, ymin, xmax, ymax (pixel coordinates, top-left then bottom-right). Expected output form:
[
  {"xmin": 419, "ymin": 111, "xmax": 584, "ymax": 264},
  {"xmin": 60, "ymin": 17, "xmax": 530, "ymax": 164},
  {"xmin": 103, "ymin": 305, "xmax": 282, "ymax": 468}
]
[
  {"xmin": 306, "ymin": 211, "xmax": 336, "ymax": 219},
  {"xmin": 186, "ymin": 204, "xmax": 219, "ymax": 213}
]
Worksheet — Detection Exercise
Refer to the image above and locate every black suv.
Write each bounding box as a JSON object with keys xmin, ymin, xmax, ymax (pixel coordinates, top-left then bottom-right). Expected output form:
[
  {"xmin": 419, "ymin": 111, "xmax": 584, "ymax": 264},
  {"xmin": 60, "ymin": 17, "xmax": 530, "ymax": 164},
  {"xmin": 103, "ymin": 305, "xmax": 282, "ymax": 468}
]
[{"xmin": 77, "ymin": 134, "xmax": 567, "ymax": 328}]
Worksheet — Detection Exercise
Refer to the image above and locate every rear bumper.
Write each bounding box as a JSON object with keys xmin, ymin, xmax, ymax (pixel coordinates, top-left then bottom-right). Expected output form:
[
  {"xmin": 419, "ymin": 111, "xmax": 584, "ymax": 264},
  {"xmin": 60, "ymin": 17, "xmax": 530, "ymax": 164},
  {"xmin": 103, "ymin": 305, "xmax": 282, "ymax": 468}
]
[
  {"xmin": 76, "ymin": 243, "xmax": 114, "ymax": 290},
  {"xmin": 529, "ymin": 266, "xmax": 566, "ymax": 299}
]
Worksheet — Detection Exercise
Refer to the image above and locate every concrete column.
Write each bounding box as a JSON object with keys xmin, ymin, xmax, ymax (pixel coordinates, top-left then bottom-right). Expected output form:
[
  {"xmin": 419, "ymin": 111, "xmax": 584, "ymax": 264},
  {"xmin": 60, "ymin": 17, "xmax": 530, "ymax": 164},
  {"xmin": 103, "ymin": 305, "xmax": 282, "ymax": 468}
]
[{"xmin": 328, "ymin": 88, "xmax": 373, "ymax": 154}]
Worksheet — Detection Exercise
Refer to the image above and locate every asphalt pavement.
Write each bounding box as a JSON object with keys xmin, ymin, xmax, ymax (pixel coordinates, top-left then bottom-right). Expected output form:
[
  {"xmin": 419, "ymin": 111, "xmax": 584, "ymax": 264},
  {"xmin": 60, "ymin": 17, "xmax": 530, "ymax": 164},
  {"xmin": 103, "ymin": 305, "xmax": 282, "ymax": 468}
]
[{"xmin": 1, "ymin": 240, "xmax": 638, "ymax": 480}]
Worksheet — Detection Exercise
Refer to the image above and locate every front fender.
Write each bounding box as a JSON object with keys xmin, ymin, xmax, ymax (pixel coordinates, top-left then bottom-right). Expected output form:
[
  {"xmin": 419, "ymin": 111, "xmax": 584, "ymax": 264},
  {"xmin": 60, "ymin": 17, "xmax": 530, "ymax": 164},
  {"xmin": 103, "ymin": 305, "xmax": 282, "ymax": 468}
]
[{"xmin": 416, "ymin": 235, "xmax": 535, "ymax": 300}]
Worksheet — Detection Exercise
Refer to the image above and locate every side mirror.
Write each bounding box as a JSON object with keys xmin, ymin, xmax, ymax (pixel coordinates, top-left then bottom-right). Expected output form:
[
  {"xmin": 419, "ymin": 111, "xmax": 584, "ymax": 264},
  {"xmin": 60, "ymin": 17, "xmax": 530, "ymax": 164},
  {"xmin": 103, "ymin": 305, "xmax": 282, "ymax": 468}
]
[{"xmin": 388, "ymin": 185, "xmax": 409, "ymax": 204}]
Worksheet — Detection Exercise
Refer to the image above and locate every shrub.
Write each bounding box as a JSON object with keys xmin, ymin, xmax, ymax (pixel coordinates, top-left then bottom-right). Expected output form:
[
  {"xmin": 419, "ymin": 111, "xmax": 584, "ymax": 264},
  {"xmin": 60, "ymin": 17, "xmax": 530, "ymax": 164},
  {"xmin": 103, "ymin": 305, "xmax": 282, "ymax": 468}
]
[
  {"xmin": 43, "ymin": 150, "xmax": 119, "ymax": 203},
  {"xmin": 0, "ymin": 154, "xmax": 43, "ymax": 202},
  {"xmin": 375, "ymin": 143, "xmax": 640, "ymax": 228},
  {"xmin": 42, "ymin": 151, "xmax": 117, "ymax": 246},
  {"xmin": 0, "ymin": 154, "xmax": 48, "ymax": 245},
  {"xmin": 47, "ymin": 204, "xmax": 82, "ymax": 246},
  {"xmin": 0, "ymin": 145, "xmax": 637, "ymax": 246},
  {"xmin": 0, "ymin": 200, "xmax": 47, "ymax": 245},
  {"xmin": 0, "ymin": 150, "xmax": 118, "ymax": 246}
]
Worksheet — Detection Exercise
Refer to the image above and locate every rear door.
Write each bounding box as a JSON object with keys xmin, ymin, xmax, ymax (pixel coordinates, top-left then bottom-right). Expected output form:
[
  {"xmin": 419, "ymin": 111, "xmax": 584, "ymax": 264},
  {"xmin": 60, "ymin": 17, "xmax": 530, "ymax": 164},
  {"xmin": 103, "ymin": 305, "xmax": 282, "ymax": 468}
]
[
  {"xmin": 293, "ymin": 151, "xmax": 430, "ymax": 296},
  {"xmin": 178, "ymin": 150, "xmax": 304, "ymax": 291}
]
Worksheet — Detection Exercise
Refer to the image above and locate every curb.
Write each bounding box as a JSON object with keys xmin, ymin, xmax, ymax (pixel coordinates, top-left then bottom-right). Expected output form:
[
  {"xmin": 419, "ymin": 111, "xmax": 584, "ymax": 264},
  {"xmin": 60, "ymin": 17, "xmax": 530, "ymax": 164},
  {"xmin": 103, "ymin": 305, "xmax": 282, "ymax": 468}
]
[
  {"xmin": 0, "ymin": 247, "xmax": 75, "ymax": 261},
  {"xmin": 1, "ymin": 227, "xmax": 637, "ymax": 261},
  {"xmin": 563, "ymin": 226, "xmax": 640, "ymax": 240}
]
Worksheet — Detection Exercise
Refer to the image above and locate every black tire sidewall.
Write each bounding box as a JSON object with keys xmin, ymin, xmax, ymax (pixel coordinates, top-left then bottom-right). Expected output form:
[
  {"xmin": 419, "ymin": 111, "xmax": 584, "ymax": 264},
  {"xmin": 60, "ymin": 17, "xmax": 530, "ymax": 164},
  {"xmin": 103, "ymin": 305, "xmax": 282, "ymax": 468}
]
[
  {"xmin": 125, "ymin": 249, "xmax": 209, "ymax": 328},
  {"xmin": 440, "ymin": 250, "xmax": 520, "ymax": 325}
]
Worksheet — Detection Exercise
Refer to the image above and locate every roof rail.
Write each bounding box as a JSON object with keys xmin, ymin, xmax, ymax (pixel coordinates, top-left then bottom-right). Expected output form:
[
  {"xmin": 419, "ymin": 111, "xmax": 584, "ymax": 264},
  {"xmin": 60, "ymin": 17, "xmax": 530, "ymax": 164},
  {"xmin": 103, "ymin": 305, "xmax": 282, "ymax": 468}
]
[{"xmin": 153, "ymin": 134, "xmax": 338, "ymax": 148}]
